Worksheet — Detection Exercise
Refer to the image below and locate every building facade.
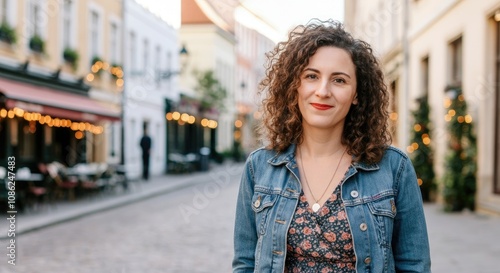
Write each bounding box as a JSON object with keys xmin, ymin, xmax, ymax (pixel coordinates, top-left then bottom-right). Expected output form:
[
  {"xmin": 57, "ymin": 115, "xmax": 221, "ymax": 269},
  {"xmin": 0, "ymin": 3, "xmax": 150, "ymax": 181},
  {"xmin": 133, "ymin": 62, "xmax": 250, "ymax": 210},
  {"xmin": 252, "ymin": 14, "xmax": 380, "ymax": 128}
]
[
  {"xmin": 0, "ymin": 0, "xmax": 122, "ymax": 170},
  {"xmin": 123, "ymin": 0, "xmax": 180, "ymax": 179},
  {"xmin": 345, "ymin": 0, "xmax": 500, "ymax": 214},
  {"xmin": 179, "ymin": 0, "xmax": 238, "ymax": 160},
  {"xmin": 233, "ymin": 15, "xmax": 275, "ymax": 156}
]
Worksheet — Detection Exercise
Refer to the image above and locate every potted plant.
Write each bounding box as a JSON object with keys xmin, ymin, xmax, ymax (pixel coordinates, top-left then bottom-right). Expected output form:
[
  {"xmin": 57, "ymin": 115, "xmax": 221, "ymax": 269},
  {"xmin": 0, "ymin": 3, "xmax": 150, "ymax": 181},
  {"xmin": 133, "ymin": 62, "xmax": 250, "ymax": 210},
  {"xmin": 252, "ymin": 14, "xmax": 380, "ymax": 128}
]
[
  {"xmin": 29, "ymin": 35, "xmax": 45, "ymax": 53},
  {"xmin": 110, "ymin": 63, "xmax": 122, "ymax": 79},
  {"xmin": 0, "ymin": 22, "xmax": 16, "ymax": 44},
  {"xmin": 90, "ymin": 56, "xmax": 104, "ymax": 75},
  {"xmin": 63, "ymin": 48, "xmax": 79, "ymax": 70}
]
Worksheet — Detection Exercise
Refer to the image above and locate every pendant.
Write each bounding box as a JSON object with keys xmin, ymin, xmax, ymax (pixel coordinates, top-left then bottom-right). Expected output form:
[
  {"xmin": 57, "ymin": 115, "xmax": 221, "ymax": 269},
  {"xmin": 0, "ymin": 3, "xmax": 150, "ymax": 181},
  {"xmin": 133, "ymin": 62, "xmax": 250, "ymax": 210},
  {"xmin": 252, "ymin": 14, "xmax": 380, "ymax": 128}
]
[{"xmin": 312, "ymin": 203, "xmax": 321, "ymax": 212}]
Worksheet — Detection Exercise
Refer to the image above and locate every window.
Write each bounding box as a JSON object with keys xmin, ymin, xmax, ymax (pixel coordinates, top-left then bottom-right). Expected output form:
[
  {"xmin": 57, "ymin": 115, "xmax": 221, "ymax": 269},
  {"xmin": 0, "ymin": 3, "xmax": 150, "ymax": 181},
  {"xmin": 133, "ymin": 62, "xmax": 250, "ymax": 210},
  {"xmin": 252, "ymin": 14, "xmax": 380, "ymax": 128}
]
[
  {"xmin": 389, "ymin": 80, "xmax": 399, "ymax": 145},
  {"xmin": 1, "ymin": 0, "xmax": 7, "ymax": 24},
  {"xmin": 19, "ymin": 120, "xmax": 36, "ymax": 160},
  {"xmin": 143, "ymin": 39, "xmax": 149, "ymax": 72},
  {"xmin": 90, "ymin": 10, "xmax": 99, "ymax": 59},
  {"xmin": 166, "ymin": 51, "xmax": 172, "ymax": 74},
  {"xmin": 449, "ymin": 36, "xmax": 463, "ymax": 86},
  {"xmin": 155, "ymin": 45, "xmax": 161, "ymax": 85},
  {"xmin": 421, "ymin": 56, "xmax": 430, "ymax": 96},
  {"xmin": 62, "ymin": 0, "xmax": 72, "ymax": 48},
  {"xmin": 110, "ymin": 22, "xmax": 118, "ymax": 63},
  {"xmin": 391, "ymin": 0, "xmax": 399, "ymax": 43},
  {"xmin": 129, "ymin": 31, "xmax": 136, "ymax": 69},
  {"xmin": 495, "ymin": 21, "xmax": 500, "ymax": 194},
  {"xmin": 31, "ymin": 0, "xmax": 41, "ymax": 36},
  {"xmin": 155, "ymin": 45, "xmax": 161, "ymax": 71},
  {"xmin": 166, "ymin": 51, "xmax": 172, "ymax": 89}
]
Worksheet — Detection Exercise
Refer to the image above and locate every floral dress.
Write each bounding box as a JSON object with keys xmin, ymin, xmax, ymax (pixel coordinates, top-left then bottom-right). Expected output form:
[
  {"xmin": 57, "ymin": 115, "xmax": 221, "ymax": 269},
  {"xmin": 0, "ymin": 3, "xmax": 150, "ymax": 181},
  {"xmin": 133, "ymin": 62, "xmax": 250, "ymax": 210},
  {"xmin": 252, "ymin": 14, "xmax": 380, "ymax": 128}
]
[{"xmin": 285, "ymin": 182, "xmax": 356, "ymax": 273}]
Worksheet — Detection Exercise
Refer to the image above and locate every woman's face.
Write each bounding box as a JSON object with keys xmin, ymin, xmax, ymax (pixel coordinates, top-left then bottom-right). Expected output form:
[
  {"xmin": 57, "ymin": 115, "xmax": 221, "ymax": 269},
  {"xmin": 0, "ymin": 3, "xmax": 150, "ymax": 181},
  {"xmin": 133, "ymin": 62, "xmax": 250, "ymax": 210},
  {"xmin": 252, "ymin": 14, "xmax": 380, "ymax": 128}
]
[{"xmin": 297, "ymin": 46, "xmax": 357, "ymax": 132}]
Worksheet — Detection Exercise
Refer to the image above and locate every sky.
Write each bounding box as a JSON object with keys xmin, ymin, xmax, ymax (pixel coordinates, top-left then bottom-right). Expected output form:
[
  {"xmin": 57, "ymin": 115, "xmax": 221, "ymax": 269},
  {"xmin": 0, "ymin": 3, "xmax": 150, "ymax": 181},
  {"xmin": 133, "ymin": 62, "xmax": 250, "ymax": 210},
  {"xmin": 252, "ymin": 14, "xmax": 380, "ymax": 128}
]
[
  {"xmin": 135, "ymin": 0, "xmax": 344, "ymax": 42},
  {"xmin": 240, "ymin": 0, "xmax": 345, "ymax": 41}
]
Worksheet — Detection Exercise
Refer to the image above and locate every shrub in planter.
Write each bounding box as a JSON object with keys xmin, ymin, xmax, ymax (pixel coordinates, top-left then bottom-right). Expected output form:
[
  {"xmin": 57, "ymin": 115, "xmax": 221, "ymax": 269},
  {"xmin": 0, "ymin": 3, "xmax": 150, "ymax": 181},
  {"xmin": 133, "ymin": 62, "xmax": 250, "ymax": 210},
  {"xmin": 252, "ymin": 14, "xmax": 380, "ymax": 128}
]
[
  {"xmin": 63, "ymin": 48, "xmax": 79, "ymax": 69},
  {"xmin": 110, "ymin": 63, "xmax": 122, "ymax": 79},
  {"xmin": 0, "ymin": 23, "xmax": 16, "ymax": 44},
  {"xmin": 91, "ymin": 56, "xmax": 103, "ymax": 65},
  {"xmin": 90, "ymin": 56, "xmax": 104, "ymax": 75},
  {"xmin": 29, "ymin": 35, "xmax": 45, "ymax": 53},
  {"xmin": 442, "ymin": 87, "xmax": 477, "ymax": 212}
]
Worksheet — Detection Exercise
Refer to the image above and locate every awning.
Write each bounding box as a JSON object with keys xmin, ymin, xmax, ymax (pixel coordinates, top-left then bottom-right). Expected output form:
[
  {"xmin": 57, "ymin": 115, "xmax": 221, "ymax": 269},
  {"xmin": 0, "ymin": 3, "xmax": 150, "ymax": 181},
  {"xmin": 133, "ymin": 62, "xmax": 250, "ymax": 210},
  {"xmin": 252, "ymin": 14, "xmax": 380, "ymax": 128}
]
[{"xmin": 0, "ymin": 77, "xmax": 120, "ymax": 122}]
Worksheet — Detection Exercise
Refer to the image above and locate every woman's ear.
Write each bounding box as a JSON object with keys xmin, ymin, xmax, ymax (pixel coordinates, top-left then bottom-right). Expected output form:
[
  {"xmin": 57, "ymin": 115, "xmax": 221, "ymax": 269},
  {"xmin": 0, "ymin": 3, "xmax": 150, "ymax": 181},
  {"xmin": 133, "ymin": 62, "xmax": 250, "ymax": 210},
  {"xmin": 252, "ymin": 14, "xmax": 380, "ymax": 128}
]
[{"xmin": 352, "ymin": 94, "xmax": 358, "ymax": 105}]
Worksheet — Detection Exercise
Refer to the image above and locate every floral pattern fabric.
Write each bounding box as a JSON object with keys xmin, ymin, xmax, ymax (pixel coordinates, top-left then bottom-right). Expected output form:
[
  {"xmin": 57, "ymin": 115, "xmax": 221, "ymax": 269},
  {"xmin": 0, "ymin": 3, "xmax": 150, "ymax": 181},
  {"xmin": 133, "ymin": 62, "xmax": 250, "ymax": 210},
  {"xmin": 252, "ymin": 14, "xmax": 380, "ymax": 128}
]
[{"xmin": 285, "ymin": 183, "xmax": 356, "ymax": 273}]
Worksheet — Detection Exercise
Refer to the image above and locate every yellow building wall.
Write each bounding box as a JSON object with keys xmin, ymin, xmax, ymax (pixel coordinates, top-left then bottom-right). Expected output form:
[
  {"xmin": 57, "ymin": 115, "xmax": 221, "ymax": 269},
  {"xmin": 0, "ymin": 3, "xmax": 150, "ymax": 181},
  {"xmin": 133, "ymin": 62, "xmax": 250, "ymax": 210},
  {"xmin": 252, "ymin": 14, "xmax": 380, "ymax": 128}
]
[{"xmin": 0, "ymin": 0, "xmax": 123, "ymax": 165}]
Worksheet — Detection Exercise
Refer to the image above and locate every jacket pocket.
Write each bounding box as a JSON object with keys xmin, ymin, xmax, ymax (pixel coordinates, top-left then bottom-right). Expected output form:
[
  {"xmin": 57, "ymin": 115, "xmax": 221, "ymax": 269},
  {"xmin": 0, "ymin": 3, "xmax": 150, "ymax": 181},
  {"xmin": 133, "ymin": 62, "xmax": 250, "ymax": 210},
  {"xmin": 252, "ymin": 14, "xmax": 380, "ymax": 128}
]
[
  {"xmin": 251, "ymin": 192, "xmax": 277, "ymax": 235},
  {"xmin": 367, "ymin": 197, "xmax": 396, "ymax": 247}
]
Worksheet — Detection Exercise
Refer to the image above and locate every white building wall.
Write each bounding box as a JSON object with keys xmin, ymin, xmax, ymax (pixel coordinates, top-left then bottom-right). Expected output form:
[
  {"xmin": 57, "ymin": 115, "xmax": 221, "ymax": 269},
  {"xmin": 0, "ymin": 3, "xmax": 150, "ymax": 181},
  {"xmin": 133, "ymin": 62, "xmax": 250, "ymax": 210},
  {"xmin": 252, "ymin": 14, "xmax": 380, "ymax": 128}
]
[{"xmin": 123, "ymin": 0, "xmax": 180, "ymax": 179}]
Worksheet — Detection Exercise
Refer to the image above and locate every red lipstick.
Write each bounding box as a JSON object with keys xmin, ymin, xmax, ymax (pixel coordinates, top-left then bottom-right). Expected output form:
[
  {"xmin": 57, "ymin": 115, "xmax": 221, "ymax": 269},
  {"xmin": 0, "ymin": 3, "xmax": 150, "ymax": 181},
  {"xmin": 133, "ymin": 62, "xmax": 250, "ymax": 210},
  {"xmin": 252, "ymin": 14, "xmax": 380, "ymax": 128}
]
[{"xmin": 310, "ymin": 103, "xmax": 333, "ymax": 110}]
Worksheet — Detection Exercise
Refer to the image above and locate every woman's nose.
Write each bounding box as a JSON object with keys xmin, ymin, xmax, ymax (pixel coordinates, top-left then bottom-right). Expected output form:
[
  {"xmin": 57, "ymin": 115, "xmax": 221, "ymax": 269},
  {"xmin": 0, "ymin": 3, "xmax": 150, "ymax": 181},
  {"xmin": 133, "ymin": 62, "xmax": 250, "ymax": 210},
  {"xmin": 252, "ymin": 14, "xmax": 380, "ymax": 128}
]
[{"xmin": 314, "ymin": 80, "xmax": 331, "ymax": 97}]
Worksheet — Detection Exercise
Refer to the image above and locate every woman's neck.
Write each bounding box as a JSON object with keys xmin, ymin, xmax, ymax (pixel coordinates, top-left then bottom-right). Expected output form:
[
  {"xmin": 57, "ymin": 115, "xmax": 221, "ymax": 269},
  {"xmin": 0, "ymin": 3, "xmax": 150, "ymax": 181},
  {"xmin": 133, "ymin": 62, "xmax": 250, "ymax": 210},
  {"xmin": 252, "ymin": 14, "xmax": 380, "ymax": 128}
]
[
  {"xmin": 300, "ymin": 130, "xmax": 345, "ymax": 158},
  {"xmin": 300, "ymin": 122, "xmax": 345, "ymax": 157}
]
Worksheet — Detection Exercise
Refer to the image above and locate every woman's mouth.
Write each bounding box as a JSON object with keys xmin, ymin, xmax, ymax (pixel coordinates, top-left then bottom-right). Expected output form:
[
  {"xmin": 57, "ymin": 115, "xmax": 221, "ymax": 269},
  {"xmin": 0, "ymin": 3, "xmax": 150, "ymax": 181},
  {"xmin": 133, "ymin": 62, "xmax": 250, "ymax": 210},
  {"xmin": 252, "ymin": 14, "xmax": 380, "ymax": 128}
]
[{"xmin": 310, "ymin": 103, "xmax": 333, "ymax": 110}]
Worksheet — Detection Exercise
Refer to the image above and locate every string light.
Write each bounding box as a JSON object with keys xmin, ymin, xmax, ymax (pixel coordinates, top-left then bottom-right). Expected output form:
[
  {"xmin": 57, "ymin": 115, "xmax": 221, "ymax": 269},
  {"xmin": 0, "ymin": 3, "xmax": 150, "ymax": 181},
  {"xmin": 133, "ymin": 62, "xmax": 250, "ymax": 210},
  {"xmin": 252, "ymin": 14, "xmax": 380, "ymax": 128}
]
[
  {"xmin": 417, "ymin": 178, "xmax": 423, "ymax": 186},
  {"xmin": 87, "ymin": 59, "xmax": 124, "ymax": 88},
  {"xmin": 166, "ymin": 112, "xmax": 218, "ymax": 129},
  {"xmin": 0, "ymin": 107, "xmax": 104, "ymax": 135}
]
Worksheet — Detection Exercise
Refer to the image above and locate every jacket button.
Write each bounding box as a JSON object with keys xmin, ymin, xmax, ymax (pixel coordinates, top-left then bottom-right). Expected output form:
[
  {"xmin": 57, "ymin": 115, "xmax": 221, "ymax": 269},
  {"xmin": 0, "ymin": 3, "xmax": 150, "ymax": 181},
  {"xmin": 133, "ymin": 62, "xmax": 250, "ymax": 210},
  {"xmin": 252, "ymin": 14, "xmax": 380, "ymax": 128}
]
[
  {"xmin": 350, "ymin": 190, "xmax": 359, "ymax": 198},
  {"xmin": 391, "ymin": 199, "xmax": 397, "ymax": 213},
  {"xmin": 364, "ymin": 257, "xmax": 371, "ymax": 264},
  {"xmin": 359, "ymin": 223, "xmax": 367, "ymax": 231},
  {"xmin": 254, "ymin": 199, "xmax": 261, "ymax": 208}
]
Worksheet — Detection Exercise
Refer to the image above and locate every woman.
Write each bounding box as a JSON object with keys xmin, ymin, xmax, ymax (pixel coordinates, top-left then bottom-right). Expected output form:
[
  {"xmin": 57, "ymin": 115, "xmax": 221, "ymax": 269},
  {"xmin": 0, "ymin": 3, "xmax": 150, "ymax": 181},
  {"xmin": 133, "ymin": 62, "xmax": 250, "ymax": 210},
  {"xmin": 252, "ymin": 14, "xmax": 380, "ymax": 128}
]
[{"xmin": 232, "ymin": 20, "xmax": 431, "ymax": 272}]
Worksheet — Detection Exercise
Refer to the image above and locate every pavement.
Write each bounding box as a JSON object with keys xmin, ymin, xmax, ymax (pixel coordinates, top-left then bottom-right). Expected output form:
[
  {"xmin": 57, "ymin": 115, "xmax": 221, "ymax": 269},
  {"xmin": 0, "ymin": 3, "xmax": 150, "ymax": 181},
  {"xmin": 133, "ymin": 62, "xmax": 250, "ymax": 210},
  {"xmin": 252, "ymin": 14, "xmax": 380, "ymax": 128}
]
[
  {"xmin": 2, "ymin": 161, "xmax": 500, "ymax": 272},
  {"xmin": 1, "ymin": 162, "xmax": 242, "ymax": 239}
]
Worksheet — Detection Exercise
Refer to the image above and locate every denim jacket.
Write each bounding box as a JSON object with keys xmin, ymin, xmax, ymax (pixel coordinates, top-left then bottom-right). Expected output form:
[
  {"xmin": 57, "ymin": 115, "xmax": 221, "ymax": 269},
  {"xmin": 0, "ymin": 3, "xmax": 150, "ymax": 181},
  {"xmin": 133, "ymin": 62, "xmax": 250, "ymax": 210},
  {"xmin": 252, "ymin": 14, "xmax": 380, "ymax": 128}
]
[{"xmin": 233, "ymin": 144, "xmax": 431, "ymax": 273}]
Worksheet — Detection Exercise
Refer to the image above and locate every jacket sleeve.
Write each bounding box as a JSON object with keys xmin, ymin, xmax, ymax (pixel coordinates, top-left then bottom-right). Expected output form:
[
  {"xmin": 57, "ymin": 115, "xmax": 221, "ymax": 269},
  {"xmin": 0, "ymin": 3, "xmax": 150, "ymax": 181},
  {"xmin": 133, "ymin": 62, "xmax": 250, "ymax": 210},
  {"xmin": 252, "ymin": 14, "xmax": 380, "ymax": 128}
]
[
  {"xmin": 392, "ymin": 155, "xmax": 432, "ymax": 273},
  {"xmin": 232, "ymin": 155, "xmax": 257, "ymax": 272}
]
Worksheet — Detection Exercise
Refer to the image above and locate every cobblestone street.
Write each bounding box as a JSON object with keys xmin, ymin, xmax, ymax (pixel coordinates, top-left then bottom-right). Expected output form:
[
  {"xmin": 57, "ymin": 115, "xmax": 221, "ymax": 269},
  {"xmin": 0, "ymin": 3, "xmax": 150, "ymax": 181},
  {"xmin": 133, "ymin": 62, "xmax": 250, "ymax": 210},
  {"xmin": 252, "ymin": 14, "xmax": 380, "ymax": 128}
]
[
  {"xmin": 1, "ymin": 162, "xmax": 499, "ymax": 272},
  {"xmin": 0, "ymin": 166, "xmax": 241, "ymax": 273}
]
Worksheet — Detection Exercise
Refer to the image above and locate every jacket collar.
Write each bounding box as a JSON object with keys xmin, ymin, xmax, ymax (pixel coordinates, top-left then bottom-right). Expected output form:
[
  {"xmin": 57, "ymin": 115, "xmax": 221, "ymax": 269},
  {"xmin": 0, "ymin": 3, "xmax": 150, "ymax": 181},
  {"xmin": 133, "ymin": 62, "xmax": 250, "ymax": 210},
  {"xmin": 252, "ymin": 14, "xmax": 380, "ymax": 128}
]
[
  {"xmin": 268, "ymin": 144, "xmax": 297, "ymax": 166},
  {"xmin": 268, "ymin": 143, "xmax": 380, "ymax": 171}
]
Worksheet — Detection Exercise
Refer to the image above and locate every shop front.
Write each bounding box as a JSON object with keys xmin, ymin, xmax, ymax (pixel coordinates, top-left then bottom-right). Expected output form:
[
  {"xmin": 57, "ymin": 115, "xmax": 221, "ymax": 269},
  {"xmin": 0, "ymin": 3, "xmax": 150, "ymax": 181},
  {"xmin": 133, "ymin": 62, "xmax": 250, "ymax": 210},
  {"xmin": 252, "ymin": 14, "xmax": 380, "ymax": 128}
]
[
  {"xmin": 165, "ymin": 95, "xmax": 219, "ymax": 173},
  {"xmin": 0, "ymin": 76, "xmax": 120, "ymax": 171}
]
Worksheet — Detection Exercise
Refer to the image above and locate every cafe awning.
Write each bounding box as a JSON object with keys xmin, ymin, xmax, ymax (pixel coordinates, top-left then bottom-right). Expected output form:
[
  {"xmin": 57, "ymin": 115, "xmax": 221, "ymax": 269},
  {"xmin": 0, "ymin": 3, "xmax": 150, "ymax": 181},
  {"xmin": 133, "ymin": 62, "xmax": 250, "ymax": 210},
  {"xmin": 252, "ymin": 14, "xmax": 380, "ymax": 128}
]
[{"xmin": 0, "ymin": 77, "xmax": 120, "ymax": 122}]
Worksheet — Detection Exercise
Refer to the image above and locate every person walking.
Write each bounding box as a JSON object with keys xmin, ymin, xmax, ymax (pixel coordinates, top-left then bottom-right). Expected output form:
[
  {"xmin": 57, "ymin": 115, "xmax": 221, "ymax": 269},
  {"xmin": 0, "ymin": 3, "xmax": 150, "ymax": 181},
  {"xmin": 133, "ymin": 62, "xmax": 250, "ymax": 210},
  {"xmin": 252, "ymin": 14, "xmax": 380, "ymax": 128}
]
[
  {"xmin": 139, "ymin": 125, "xmax": 152, "ymax": 181},
  {"xmin": 232, "ymin": 20, "xmax": 431, "ymax": 272}
]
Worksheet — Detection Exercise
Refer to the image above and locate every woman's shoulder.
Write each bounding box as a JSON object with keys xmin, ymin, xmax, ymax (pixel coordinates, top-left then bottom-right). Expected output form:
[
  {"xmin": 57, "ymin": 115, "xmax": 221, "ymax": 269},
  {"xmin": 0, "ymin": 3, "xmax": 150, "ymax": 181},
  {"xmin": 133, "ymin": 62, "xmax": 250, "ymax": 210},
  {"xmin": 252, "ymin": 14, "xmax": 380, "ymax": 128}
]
[
  {"xmin": 379, "ymin": 145, "xmax": 413, "ymax": 169},
  {"xmin": 383, "ymin": 145, "xmax": 410, "ymax": 159},
  {"xmin": 247, "ymin": 146, "xmax": 280, "ymax": 162}
]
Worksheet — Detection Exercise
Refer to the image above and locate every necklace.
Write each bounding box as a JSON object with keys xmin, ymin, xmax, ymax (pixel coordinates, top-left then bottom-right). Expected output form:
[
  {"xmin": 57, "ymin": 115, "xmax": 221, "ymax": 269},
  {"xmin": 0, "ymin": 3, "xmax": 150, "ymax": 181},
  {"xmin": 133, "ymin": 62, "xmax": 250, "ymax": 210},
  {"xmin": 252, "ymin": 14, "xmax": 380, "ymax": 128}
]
[{"xmin": 299, "ymin": 146, "xmax": 347, "ymax": 213}]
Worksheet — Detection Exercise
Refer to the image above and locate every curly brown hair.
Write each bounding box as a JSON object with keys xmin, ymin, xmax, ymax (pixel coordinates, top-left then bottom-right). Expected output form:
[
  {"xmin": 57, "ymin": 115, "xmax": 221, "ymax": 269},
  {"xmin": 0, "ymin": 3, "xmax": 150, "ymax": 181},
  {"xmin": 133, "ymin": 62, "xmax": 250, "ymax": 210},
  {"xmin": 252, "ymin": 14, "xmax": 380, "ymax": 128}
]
[{"xmin": 258, "ymin": 20, "xmax": 391, "ymax": 164}]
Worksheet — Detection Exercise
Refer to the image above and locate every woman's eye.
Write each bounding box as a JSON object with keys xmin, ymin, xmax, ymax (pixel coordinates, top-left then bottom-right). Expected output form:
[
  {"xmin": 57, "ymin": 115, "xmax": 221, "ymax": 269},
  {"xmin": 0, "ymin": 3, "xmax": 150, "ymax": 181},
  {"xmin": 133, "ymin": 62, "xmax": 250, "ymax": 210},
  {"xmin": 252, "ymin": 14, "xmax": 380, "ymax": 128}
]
[
  {"xmin": 304, "ymin": 74, "xmax": 318, "ymax": 79},
  {"xmin": 333, "ymin": 78, "xmax": 346, "ymax": 84}
]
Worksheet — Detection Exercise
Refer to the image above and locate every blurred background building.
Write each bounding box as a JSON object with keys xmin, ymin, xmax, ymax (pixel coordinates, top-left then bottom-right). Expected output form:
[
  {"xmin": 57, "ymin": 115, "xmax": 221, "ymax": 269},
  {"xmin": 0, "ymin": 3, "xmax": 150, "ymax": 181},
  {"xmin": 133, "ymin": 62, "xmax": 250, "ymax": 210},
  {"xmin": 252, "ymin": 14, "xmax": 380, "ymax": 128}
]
[
  {"xmin": 1, "ymin": 0, "xmax": 499, "ymax": 215},
  {"xmin": 0, "ymin": 0, "xmax": 122, "ymax": 170},
  {"xmin": 0, "ymin": 0, "xmax": 275, "ymax": 180},
  {"xmin": 122, "ymin": 0, "xmax": 180, "ymax": 179},
  {"xmin": 345, "ymin": 0, "xmax": 500, "ymax": 215}
]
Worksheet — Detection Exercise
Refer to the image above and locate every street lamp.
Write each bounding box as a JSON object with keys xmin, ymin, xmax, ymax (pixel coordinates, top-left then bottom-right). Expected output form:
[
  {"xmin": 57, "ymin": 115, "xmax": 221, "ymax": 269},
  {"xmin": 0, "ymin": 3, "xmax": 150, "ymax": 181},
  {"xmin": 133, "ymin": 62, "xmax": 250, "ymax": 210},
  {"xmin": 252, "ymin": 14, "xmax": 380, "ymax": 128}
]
[{"xmin": 155, "ymin": 44, "xmax": 189, "ymax": 81}]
